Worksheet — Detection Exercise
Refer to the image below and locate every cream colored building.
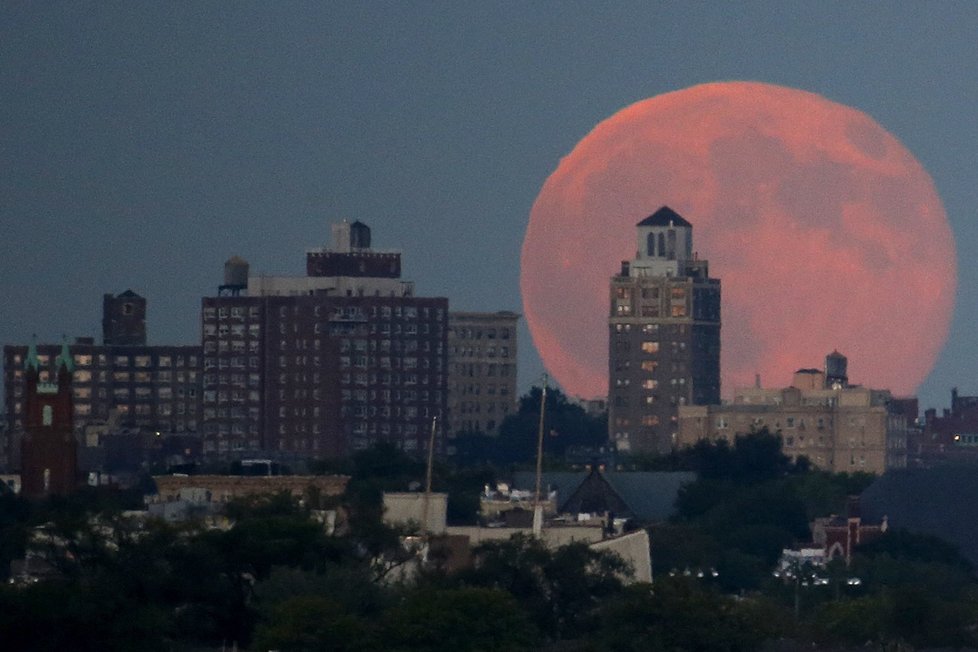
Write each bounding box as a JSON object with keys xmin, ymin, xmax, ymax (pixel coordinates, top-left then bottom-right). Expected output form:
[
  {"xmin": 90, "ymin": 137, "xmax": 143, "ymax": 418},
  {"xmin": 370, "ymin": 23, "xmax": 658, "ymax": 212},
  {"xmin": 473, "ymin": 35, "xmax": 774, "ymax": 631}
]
[
  {"xmin": 677, "ymin": 364, "xmax": 908, "ymax": 474},
  {"xmin": 383, "ymin": 491, "xmax": 448, "ymax": 534},
  {"xmin": 151, "ymin": 473, "xmax": 349, "ymax": 504},
  {"xmin": 447, "ymin": 311, "xmax": 519, "ymax": 437}
]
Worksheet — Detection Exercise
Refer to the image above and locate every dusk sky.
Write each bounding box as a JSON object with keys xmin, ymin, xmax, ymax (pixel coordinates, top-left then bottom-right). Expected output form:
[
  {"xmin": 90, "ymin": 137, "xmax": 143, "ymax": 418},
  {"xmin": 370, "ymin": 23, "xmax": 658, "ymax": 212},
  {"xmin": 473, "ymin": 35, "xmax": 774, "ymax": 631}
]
[{"xmin": 3, "ymin": 3, "xmax": 978, "ymax": 412}]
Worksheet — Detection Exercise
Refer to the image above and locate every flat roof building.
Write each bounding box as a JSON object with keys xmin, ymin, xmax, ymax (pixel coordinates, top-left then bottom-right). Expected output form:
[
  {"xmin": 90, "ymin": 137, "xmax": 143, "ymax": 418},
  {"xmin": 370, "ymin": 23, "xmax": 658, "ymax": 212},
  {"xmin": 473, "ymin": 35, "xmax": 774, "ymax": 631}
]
[
  {"xmin": 677, "ymin": 352, "xmax": 909, "ymax": 474},
  {"xmin": 201, "ymin": 221, "xmax": 448, "ymax": 460},
  {"xmin": 447, "ymin": 311, "xmax": 519, "ymax": 438}
]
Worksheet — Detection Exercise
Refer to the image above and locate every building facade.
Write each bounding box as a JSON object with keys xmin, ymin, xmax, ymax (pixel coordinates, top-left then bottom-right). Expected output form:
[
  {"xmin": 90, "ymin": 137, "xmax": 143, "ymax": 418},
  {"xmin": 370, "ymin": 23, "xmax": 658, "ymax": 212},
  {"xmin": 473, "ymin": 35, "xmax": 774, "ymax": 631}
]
[
  {"xmin": 446, "ymin": 311, "xmax": 519, "ymax": 437},
  {"xmin": 608, "ymin": 207, "xmax": 721, "ymax": 454},
  {"xmin": 200, "ymin": 221, "xmax": 448, "ymax": 459},
  {"xmin": 914, "ymin": 389, "xmax": 978, "ymax": 466},
  {"xmin": 20, "ymin": 341, "xmax": 77, "ymax": 498},
  {"xmin": 4, "ymin": 291, "xmax": 202, "ymax": 470},
  {"xmin": 676, "ymin": 353, "xmax": 909, "ymax": 474}
]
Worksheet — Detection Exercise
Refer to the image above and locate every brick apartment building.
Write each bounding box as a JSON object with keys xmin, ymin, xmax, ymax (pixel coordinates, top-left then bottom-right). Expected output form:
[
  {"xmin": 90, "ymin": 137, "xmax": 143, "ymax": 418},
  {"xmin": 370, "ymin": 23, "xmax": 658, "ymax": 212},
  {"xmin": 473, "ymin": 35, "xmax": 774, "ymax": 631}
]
[
  {"xmin": 200, "ymin": 221, "xmax": 448, "ymax": 459},
  {"xmin": 3, "ymin": 291, "xmax": 202, "ymax": 470}
]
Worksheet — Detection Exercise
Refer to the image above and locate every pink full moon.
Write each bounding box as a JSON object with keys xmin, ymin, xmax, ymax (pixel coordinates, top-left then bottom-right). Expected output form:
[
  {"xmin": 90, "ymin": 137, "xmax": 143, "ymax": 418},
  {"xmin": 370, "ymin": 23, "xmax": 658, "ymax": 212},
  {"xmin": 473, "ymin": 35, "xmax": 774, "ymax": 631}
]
[{"xmin": 521, "ymin": 81, "xmax": 956, "ymax": 399}]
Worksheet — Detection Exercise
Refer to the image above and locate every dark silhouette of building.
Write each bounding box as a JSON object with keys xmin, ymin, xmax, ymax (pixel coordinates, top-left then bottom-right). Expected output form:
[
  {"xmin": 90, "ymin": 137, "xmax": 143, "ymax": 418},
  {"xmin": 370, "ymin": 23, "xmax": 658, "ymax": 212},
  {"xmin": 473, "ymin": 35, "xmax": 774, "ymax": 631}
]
[
  {"xmin": 102, "ymin": 290, "xmax": 147, "ymax": 346},
  {"xmin": 512, "ymin": 468, "xmax": 696, "ymax": 523},
  {"xmin": 608, "ymin": 207, "xmax": 721, "ymax": 454},
  {"xmin": 20, "ymin": 340, "xmax": 77, "ymax": 498},
  {"xmin": 915, "ymin": 388, "xmax": 978, "ymax": 465},
  {"xmin": 4, "ymin": 294, "xmax": 201, "ymax": 471},
  {"xmin": 200, "ymin": 221, "xmax": 448, "ymax": 460}
]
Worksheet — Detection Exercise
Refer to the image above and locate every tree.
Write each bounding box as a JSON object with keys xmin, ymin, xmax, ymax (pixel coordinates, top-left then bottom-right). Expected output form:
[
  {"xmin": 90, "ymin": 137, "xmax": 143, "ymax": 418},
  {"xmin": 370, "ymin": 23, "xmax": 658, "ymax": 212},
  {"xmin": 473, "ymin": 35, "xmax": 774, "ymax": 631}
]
[
  {"xmin": 252, "ymin": 595, "xmax": 377, "ymax": 652},
  {"xmin": 381, "ymin": 587, "xmax": 538, "ymax": 652},
  {"xmin": 457, "ymin": 534, "xmax": 628, "ymax": 640},
  {"xmin": 482, "ymin": 386, "xmax": 607, "ymax": 465},
  {"xmin": 595, "ymin": 578, "xmax": 786, "ymax": 651}
]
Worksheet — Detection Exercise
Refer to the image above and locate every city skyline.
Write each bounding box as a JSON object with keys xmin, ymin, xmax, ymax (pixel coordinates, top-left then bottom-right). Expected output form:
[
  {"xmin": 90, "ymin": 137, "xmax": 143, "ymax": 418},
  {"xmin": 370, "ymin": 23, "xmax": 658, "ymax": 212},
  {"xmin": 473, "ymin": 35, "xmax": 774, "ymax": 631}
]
[{"xmin": 4, "ymin": 4, "xmax": 978, "ymax": 412}]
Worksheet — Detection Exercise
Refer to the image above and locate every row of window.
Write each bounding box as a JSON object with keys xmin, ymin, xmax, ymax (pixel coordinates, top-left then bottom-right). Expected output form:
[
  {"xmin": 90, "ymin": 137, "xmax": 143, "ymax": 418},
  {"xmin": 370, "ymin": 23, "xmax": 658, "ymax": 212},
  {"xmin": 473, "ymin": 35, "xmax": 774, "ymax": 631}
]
[
  {"xmin": 455, "ymin": 401, "xmax": 511, "ymax": 415},
  {"xmin": 449, "ymin": 327, "xmax": 512, "ymax": 340},
  {"xmin": 454, "ymin": 383, "xmax": 511, "ymax": 396},
  {"xmin": 615, "ymin": 286, "xmax": 687, "ymax": 300},
  {"xmin": 203, "ymin": 304, "xmax": 445, "ymax": 322},
  {"xmin": 616, "ymin": 303, "xmax": 688, "ymax": 317},
  {"xmin": 454, "ymin": 418, "xmax": 499, "ymax": 433},
  {"xmin": 11, "ymin": 353, "xmax": 197, "ymax": 368}
]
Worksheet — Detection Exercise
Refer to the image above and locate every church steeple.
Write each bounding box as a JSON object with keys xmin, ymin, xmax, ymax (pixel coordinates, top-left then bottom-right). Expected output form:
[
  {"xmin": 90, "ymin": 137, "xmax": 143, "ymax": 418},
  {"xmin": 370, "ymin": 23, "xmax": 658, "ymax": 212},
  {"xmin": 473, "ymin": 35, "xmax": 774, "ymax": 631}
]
[
  {"xmin": 24, "ymin": 334, "xmax": 40, "ymax": 372},
  {"xmin": 55, "ymin": 336, "xmax": 74, "ymax": 373}
]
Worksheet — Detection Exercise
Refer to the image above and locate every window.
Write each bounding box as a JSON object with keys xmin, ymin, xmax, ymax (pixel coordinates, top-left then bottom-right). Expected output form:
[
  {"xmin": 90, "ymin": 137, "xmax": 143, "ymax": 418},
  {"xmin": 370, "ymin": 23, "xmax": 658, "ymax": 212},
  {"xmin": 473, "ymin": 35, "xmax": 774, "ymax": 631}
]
[{"xmin": 641, "ymin": 341, "xmax": 659, "ymax": 354}]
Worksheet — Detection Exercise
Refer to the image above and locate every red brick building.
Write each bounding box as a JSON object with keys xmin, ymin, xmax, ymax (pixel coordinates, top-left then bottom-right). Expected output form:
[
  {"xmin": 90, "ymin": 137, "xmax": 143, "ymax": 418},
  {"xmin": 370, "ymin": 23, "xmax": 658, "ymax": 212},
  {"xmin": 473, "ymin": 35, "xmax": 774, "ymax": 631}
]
[
  {"xmin": 200, "ymin": 221, "xmax": 448, "ymax": 460},
  {"xmin": 20, "ymin": 340, "xmax": 78, "ymax": 498}
]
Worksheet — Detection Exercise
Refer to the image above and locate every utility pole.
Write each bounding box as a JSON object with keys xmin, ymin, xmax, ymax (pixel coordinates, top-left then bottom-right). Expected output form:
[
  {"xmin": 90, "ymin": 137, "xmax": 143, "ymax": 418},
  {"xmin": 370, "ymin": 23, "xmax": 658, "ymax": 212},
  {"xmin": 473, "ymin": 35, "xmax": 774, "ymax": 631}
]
[
  {"xmin": 533, "ymin": 375, "xmax": 548, "ymax": 536},
  {"xmin": 421, "ymin": 415, "xmax": 438, "ymax": 539}
]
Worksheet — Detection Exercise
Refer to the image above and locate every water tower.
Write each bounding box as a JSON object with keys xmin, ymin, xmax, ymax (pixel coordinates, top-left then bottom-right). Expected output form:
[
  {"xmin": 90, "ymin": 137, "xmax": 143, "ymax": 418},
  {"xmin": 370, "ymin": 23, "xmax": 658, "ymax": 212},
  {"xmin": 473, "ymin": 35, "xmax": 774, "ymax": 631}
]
[
  {"xmin": 825, "ymin": 350, "xmax": 848, "ymax": 389},
  {"xmin": 219, "ymin": 256, "xmax": 249, "ymax": 296}
]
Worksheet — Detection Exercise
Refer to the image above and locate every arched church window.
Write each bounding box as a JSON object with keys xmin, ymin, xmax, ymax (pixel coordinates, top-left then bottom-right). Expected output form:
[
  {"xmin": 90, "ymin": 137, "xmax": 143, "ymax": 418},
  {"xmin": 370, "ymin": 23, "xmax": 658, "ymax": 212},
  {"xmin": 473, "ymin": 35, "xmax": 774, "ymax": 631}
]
[
  {"xmin": 646, "ymin": 233, "xmax": 655, "ymax": 257},
  {"xmin": 657, "ymin": 233, "xmax": 665, "ymax": 257},
  {"xmin": 667, "ymin": 230, "xmax": 677, "ymax": 260}
]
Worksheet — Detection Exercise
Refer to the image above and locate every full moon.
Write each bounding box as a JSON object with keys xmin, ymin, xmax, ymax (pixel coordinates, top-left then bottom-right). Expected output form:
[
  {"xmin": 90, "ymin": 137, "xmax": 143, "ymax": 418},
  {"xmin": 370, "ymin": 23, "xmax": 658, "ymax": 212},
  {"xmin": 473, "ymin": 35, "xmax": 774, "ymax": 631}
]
[{"xmin": 521, "ymin": 81, "xmax": 956, "ymax": 399}]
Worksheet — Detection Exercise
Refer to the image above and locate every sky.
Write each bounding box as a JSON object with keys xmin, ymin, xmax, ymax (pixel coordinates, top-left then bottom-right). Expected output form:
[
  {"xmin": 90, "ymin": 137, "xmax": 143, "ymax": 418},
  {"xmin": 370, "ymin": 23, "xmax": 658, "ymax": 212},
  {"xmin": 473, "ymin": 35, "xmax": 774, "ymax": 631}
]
[{"xmin": 2, "ymin": 2, "xmax": 977, "ymax": 413}]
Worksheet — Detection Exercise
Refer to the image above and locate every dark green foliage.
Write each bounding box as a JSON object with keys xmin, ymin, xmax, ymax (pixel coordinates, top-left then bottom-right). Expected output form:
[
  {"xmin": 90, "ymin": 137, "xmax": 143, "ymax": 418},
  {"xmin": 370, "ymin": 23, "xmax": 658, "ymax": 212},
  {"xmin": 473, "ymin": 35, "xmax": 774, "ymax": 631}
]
[
  {"xmin": 595, "ymin": 579, "xmax": 784, "ymax": 651},
  {"xmin": 789, "ymin": 470, "xmax": 875, "ymax": 520},
  {"xmin": 434, "ymin": 463, "xmax": 495, "ymax": 525},
  {"xmin": 253, "ymin": 595, "xmax": 377, "ymax": 652},
  {"xmin": 460, "ymin": 386, "xmax": 607, "ymax": 466},
  {"xmin": 0, "ymin": 492, "xmax": 31, "ymax": 581},
  {"xmin": 456, "ymin": 534, "xmax": 627, "ymax": 640},
  {"xmin": 381, "ymin": 587, "xmax": 538, "ymax": 652},
  {"xmin": 857, "ymin": 528, "xmax": 973, "ymax": 573},
  {"xmin": 7, "ymin": 435, "xmax": 978, "ymax": 651}
]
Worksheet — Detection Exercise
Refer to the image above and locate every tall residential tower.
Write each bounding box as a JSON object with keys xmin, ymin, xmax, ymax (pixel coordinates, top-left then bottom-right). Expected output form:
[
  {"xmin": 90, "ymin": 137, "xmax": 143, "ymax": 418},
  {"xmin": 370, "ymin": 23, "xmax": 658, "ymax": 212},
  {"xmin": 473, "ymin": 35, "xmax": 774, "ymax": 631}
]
[
  {"xmin": 608, "ymin": 207, "xmax": 721, "ymax": 454},
  {"xmin": 200, "ymin": 221, "xmax": 448, "ymax": 460}
]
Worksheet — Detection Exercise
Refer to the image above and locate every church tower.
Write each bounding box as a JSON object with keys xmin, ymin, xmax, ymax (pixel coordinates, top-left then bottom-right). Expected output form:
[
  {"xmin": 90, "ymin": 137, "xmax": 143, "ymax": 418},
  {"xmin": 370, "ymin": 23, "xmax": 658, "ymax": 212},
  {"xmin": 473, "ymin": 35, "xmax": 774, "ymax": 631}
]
[{"xmin": 20, "ymin": 338, "xmax": 78, "ymax": 498}]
